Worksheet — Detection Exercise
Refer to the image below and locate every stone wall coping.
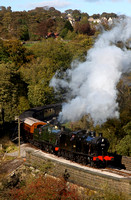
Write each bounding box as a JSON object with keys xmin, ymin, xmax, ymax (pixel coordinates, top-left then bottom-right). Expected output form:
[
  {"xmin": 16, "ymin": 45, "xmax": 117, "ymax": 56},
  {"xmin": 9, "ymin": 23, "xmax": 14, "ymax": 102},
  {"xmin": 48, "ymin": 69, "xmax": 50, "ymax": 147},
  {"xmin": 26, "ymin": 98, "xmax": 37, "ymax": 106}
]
[{"xmin": 25, "ymin": 148, "xmax": 131, "ymax": 182}]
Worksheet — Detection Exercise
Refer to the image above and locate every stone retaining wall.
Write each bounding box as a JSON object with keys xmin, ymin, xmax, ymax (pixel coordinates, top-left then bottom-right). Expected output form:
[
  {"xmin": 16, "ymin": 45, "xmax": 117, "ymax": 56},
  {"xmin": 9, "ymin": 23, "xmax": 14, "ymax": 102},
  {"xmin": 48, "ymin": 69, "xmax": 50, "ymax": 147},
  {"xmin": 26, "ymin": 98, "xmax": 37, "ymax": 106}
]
[{"xmin": 26, "ymin": 149, "xmax": 131, "ymax": 197}]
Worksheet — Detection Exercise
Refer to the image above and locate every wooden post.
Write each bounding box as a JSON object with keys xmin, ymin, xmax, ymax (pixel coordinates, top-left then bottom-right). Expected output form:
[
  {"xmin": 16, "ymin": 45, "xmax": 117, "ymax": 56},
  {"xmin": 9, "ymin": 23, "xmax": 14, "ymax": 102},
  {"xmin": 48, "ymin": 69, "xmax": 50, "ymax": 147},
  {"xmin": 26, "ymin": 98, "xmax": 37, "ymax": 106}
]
[
  {"xmin": 18, "ymin": 117, "xmax": 21, "ymax": 158},
  {"xmin": 15, "ymin": 116, "xmax": 21, "ymax": 158},
  {"xmin": 0, "ymin": 107, "xmax": 4, "ymax": 134}
]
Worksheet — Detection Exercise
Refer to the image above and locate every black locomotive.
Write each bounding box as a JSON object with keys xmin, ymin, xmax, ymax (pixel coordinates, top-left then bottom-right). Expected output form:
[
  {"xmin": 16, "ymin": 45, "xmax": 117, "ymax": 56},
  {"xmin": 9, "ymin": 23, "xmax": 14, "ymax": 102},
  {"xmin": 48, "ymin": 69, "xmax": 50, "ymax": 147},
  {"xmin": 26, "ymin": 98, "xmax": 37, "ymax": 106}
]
[{"xmin": 22, "ymin": 116, "xmax": 122, "ymax": 168}]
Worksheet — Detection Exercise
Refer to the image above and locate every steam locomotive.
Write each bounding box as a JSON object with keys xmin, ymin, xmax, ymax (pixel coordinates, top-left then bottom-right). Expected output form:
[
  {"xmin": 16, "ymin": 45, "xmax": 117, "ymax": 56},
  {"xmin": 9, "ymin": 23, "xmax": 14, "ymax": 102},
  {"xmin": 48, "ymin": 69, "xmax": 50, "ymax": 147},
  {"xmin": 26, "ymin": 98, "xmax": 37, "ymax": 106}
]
[{"xmin": 21, "ymin": 116, "xmax": 123, "ymax": 168}]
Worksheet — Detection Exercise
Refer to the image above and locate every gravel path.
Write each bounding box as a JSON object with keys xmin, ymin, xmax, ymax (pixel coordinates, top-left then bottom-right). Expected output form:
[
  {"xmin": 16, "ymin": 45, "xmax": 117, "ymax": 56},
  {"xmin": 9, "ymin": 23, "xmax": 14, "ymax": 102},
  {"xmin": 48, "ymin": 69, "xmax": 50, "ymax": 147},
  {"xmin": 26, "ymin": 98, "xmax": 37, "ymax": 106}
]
[{"xmin": 7, "ymin": 143, "xmax": 35, "ymax": 158}]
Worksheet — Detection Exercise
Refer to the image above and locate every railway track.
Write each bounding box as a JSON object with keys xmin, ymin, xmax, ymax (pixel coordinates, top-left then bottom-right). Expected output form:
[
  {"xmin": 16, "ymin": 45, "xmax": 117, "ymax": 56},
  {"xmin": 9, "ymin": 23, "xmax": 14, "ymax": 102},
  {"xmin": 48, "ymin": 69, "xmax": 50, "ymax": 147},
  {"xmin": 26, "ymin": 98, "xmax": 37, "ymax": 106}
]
[
  {"xmin": 23, "ymin": 143, "xmax": 131, "ymax": 179},
  {"xmin": 103, "ymin": 168, "xmax": 131, "ymax": 178}
]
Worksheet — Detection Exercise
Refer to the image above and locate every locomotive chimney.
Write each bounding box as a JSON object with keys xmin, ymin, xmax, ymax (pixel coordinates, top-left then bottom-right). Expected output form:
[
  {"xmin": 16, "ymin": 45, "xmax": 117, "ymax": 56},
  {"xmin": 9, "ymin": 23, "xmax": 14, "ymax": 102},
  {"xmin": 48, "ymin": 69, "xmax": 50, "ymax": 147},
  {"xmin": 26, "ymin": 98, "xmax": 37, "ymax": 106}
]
[
  {"xmin": 90, "ymin": 131, "xmax": 96, "ymax": 137},
  {"xmin": 99, "ymin": 133, "xmax": 103, "ymax": 137}
]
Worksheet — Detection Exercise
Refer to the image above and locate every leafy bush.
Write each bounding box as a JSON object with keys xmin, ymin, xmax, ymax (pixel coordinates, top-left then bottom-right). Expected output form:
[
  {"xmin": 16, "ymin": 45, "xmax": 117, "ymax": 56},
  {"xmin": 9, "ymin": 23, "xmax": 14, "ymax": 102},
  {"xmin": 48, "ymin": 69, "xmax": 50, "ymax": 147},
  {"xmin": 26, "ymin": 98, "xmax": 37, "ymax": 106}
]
[
  {"xmin": 116, "ymin": 135, "xmax": 131, "ymax": 156},
  {"xmin": 8, "ymin": 176, "xmax": 81, "ymax": 200},
  {"xmin": 94, "ymin": 184, "xmax": 128, "ymax": 200}
]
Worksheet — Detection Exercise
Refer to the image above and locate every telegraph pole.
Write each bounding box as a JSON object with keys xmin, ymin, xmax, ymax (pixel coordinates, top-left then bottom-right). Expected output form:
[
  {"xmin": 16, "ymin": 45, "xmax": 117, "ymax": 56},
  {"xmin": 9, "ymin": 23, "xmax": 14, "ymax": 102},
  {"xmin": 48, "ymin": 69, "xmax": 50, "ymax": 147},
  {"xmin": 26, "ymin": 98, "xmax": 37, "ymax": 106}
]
[
  {"xmin": 18, "ymin": 117, "xmax": 21, "ymax": 158},
  {"xmin": 0, "ymin": 106, "xmax": 4, "ymax": 134},
  {"xmin": 15, "ymin": 116, "xmax": 21, "ymax": 158}
]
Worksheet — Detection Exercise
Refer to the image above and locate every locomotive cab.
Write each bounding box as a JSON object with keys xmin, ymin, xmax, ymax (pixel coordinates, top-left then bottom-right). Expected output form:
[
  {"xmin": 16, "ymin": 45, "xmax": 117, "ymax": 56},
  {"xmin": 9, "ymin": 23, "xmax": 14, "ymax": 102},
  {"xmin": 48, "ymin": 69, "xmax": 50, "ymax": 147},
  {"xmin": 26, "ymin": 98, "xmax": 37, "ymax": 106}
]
[{"xmin": 33, "ymin": 124, "xmax": 62, "ymax": 153}]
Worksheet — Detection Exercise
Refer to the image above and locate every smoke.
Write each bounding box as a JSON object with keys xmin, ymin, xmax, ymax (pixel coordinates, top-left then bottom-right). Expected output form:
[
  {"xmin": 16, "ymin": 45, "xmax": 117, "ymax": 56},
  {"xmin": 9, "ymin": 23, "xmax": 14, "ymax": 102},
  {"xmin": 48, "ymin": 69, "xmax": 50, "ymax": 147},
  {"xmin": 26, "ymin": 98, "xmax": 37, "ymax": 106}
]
[{"xmin": 50, "ymin": 17, "xmax": 131, "ymax": 125}]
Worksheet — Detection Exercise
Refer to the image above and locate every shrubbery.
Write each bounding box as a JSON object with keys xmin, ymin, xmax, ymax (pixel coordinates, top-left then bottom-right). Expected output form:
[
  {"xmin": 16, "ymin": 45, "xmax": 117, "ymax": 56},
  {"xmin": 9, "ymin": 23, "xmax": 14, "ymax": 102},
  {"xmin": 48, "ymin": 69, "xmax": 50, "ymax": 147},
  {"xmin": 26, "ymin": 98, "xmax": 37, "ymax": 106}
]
[{"xmin": 8, "ymin": 176, "xmax": 81, "ymax": 200}]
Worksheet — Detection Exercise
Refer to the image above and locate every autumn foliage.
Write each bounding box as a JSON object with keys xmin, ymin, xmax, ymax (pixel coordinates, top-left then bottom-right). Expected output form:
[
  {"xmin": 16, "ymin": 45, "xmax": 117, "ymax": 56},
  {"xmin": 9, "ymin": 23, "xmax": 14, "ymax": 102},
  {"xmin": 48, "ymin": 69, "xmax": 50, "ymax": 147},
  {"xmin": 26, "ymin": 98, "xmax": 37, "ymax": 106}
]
[{"xmin": 9, "ymin": 176, "xmax": 80, "ymax": 200}]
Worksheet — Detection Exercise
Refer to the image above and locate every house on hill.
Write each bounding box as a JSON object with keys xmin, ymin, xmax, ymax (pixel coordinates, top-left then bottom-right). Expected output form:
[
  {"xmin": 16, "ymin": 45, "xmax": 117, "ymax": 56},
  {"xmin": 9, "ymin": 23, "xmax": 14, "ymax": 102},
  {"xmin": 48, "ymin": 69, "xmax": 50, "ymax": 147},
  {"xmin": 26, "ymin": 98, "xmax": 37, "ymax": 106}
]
[
  {"xmin": 66, "ymin": 14, "xmax": 75, "ymax": 26},
  {"xmin": 46, "ymin": 32, "xmax": 59, "ymax": 39}
]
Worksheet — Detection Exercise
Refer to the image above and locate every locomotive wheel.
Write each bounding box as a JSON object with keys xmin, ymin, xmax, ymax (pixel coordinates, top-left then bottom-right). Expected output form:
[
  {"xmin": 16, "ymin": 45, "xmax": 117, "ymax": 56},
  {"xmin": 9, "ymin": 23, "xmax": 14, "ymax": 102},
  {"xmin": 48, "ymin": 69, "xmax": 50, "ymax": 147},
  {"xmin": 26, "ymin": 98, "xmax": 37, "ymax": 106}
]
[
  {"xmin": 61, "ymin": 149, "xmax": 65, "ymax": 157},
  {"xmin": 39, "ymin": 142, "xmax": 43, "ymax": 149},
  {"xmin": 69, "ymin": 152, "xmax": 75, "ymax": 161},
  {"xmin": 75, "ymin": 155, "xmax": 81, "ymax": 163},
  {"xmin": 57, "ymin": 149, "xmax": 61, "ymax": 157},
  {"xmin": 41, "ymin": 143, "xmax": 46, "ymax": 151},
  {"xmin": 48, "ymin": 145, "xmax": 53, "ymax": 154},
  {"xmin": 90, "ymin": 161, "xmax": 94, "ymax": 167},
  {"xmin": 82, "ymin": 157, "xmax": 87, "ymax": 165},
  {"xmin": 99, "ymin": 160, "xmax": 106, "ymax": 168},
  {"xmin": 65, "ymin": 151, "xmax": 70, "ymax": 159},
  {"xmin": 45, "ymin": 145, "xmax": 49, "ymax": 152}
]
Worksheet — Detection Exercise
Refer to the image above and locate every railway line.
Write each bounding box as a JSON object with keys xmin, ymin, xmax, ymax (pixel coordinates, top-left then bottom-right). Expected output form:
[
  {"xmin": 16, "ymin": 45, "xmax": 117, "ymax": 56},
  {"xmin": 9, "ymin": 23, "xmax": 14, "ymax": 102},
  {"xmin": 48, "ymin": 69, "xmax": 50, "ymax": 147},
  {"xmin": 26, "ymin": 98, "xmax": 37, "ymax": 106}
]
[
  {"xmin": 15, "ymin": 143, "xmax": 131, "ymax": 179},
  {"xmin": 26, "ymin": 146, "xmax": 131, "ymax": 196},
  {"xmin": 30, "ymin": 143, "xmax": 131, "ymax": 178},
  {"xmin": 46, "ymin": 153, "xmax": 131, "ymax": 179},
  {"xmin": 102, "ymin": 168, "xmax": 131, "ymax": 178}
]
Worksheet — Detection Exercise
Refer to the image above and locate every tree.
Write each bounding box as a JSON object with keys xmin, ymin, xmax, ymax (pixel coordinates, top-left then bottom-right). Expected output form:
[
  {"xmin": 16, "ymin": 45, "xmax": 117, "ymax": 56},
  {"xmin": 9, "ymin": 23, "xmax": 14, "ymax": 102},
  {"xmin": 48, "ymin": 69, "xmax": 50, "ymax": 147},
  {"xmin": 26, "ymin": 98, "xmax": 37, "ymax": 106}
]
[
  {"xmin": 7, "ymin": 6, "xmax": 12, "ymax": 12},
  {"xmin": 75, "ymin": 21, "xmax": 95, "ymax": 36},
  {"xmin": 37, "ymin": 20, "xmax": 48, "ymax": 37},
  {"xmin": 3, "ymin": 39, "xmax": 33, "ymax": 69},
  {"xmin": 64, "ymin": 30, "xmax": 76, "ymax": 40},
  {"xmin": 116, "ymin": 122, "xmax": 131, "ymax": 156},
  {"xmin": 91, "ymin": 14, "xmax": 100, "ymax": 19},
  {"xmin": 60, "ymin": 28, "xmax": 68, "ymax": 39},
  {"xmin": 72, "ymin": 9, "xmax": 81, "ymax": 20},
  {"xmin": 2, "ymin": 12, "xmax": 12, "ymax": 38},
  {"xmin": 19, "ymin": 25, "xmax": 29, "ymax": 41},
  {"xmin": 81, "ymin": 12, "xmax": 89, "ymax": 19},
  {"xmin": 0, "ymin": 59, "xmax": 30, "ymax": 121},
  {"xmin": 21, "ymin": 39, "xmax": 73, "ymax": 107},
  {"xmin": 64, "ymin": 20, "xmax": 73, "ymax": 32},
  {"xmin": 0, "ymin": 39, "xmax": 8, "ymax": 62},
  {"xmin": 17, "ymin": 96, "xmax": 30, "ymax": 114},
  {"xmin": 0, "ymin": 63, "xmax": 18, "ymax": 121},
  {"xmin": 101, "ymin": 12, "xmax": 117, "ymax": 19},
  {"xmin": 65, "ymin": 34, "xmax": 94, "ymax": 62},
  {"xmin": 80, "ymin": 16, "xmax": 89, "ymax": 24},
  {"xmin": 48, "ymin": 7, "xmax": 61, "ymax": 16},
  {"xmin": 117, "ymin": 80, "xmax": 131, "ymax": 127},
  {"xmin": 60, "ymin": 20, "xmax": 73, "ymax": 38},
  {"xmin": 65, "ymin": 9, "xmax": 73, "ymax": 15},
  {"xmin": 0, "ymin": 6, "xmax": 6, "ymax": 13}
]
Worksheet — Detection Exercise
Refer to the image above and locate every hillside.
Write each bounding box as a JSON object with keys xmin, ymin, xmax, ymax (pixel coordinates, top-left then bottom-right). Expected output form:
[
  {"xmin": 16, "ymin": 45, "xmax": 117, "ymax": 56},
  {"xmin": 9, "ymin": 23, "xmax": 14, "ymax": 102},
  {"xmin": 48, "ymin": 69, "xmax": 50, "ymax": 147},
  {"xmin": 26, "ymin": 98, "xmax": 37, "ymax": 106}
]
[
  {"xmin": 0, "ymin": 6, "xmax": 118, "ymax": 41},
  {"xmin": 0, "ymin": 6, "xmax": 130, "ymax": 157}
]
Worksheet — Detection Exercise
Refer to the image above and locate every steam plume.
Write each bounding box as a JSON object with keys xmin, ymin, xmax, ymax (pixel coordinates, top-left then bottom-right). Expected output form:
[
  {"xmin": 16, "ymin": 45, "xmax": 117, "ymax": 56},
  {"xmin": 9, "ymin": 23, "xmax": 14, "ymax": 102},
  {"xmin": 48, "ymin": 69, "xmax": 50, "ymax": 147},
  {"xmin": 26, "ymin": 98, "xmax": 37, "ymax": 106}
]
[{"xmin": 50, "ymin": 17, "xmax": 131, "ymax": 125}]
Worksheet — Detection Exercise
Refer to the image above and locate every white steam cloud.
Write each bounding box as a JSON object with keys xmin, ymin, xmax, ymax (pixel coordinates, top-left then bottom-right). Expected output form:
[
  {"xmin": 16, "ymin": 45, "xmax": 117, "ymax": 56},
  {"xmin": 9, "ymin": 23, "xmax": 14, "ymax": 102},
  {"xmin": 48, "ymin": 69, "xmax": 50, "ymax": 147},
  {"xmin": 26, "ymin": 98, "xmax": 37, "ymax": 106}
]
[{"xmin": 50, "ymin": 17, "xmax": 131, "ymax": 125}]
